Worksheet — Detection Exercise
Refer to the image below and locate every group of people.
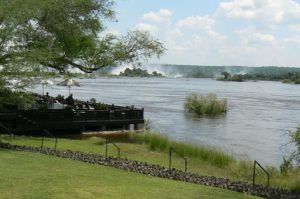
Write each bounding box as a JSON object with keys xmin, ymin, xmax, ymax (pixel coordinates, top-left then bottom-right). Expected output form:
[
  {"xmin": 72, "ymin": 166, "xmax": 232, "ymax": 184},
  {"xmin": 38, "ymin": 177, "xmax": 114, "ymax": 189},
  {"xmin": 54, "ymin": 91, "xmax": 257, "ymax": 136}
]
[{"xmin": 44, "ymin": 92, "xmax": 94, "ymax": 110}]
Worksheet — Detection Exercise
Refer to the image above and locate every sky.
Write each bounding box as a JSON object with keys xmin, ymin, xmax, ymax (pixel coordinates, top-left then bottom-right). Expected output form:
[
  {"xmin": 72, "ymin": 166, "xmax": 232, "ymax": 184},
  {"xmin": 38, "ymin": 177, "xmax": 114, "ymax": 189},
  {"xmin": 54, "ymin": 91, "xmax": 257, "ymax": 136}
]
[{"xmin": 107, "ymin": 0, "xmax": 300, "ymax": 67}]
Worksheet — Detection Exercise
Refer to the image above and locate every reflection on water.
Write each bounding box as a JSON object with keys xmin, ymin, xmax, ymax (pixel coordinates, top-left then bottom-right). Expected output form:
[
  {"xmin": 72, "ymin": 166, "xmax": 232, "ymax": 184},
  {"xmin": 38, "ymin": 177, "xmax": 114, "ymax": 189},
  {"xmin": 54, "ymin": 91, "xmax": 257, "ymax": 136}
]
[{"xmin": 40, "ymin": 77, "xmax": 300, "ymax": 166}]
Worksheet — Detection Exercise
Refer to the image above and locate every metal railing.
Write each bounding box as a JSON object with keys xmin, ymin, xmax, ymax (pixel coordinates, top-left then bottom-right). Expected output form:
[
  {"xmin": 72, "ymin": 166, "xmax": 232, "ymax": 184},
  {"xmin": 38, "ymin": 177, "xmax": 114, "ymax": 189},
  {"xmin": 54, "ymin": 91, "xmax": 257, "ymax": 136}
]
[
  {"xmin": 253, "ymin": 160, "xmax": 270, "ymax": 187},
  {"xmin": 105, "ymin": 139, "xmax": 121, "ymax": 159},
  {"xmin": 17, "ymin": 108, "xmax": 144, "ymax": 122},
  {"xmin": 41, "ymin": 129, "xmax": 58, "ymax": 150},
  {"xmin": 169, "ymin": 147, "xmax": 188, "ymax": 172}
]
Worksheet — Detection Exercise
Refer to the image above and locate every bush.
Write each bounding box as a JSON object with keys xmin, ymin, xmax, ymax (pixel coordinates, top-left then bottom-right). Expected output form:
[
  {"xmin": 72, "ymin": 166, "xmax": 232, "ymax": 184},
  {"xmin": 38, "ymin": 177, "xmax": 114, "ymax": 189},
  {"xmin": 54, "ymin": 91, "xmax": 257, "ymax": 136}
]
[
  {"xmin": 282, "ymin": 79, "xmax": 292, "ymax": 84},
  {"xmin": 294, "ymin": 79, "xmax": 300, "ymax": 84},
  {"xmin": 0, "ymin": 87, "xmax": 34, "ymax": 112},
  {"xmin": 184, "ymin": 93, "xmax": 227, "ymax": 116}
]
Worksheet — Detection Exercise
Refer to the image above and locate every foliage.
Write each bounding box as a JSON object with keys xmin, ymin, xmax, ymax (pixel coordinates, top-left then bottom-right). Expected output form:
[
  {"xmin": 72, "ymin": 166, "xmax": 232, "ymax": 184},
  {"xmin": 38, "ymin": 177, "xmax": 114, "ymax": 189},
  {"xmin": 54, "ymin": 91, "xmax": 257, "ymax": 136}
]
[
  {"xmin": 0, "ymin": 86, "xmax": 34, "ymax": 111},
  {"xmin": 0, "ymin": 0, "xmax": 165, "ymax": 87},
  {"xmin": 280, "ymin": 157, "xmax": 293, "ymax": 175},
  {"xmin": 287, "ymin": 127, "xmax": 300, "ymax": 164},
  {"xmin": 119, "ymin": 67, "xmax": 163, "ymax": 77},
  {"xmin": 133, "ymin": 132, "xmax": 234, "ymax": 168},
  {"xmin": 217, "ymin": 72, "xmax": 244, "ymax": 82},
  {"xmin": 184, "ymin": 93, "xmax": 227, "ymax": 116},
  {"xmin": 280, "ymin": 126, "xmax": 300, "ymax": 176},
  {"xmin": 282, "ymin": 79, "xmax": 293, "ymax": 84}
]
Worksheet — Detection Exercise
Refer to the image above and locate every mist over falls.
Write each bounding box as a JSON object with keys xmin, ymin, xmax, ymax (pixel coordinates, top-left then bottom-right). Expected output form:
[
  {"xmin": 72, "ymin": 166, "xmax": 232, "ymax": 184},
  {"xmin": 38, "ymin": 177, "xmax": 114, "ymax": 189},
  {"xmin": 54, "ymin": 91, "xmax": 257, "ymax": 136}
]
[{"xmin": 100, "ymin": 64, "xmax": 300, "ymax": 79}]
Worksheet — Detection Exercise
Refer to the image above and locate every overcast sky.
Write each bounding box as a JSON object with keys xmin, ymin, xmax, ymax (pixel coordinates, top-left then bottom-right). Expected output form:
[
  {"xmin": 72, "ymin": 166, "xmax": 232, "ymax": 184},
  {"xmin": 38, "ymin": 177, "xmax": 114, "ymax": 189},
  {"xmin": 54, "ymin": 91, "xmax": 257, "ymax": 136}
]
[{"xmin": 108, "ymin": 0, "xmax": 300, "ymax": 67}]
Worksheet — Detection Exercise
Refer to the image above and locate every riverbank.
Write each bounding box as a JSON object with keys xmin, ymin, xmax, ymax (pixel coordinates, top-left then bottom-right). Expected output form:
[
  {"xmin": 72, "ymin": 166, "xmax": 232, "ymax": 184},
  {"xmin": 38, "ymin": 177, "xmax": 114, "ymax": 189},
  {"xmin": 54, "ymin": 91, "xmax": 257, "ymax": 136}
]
[
  {"xmin": 0, "ymin": 148, "xmax": 261, "ymax": 199},
  {"xmin": 1, "ymin": 132, "xmax": 299, "ymax": 192}
]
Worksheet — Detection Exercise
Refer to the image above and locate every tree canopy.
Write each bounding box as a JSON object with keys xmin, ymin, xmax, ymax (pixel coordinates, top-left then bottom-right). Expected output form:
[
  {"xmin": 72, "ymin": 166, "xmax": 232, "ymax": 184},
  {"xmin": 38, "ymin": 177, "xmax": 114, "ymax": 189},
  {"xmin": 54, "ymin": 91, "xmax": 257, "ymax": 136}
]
[{"xmin": 0, "ymin": 0, "xmax": 165, "ymax": 86}]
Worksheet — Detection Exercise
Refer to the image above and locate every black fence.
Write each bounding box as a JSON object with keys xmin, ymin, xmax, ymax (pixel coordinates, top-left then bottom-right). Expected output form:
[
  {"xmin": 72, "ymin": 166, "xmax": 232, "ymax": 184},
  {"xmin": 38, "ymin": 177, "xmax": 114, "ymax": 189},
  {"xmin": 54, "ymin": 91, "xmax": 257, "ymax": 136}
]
[
  {"xmin": 253, "ymin": 160, "xmax": 270, "ymax": 187},
  {"xmin": 105, "ymin": 139, "xmax": 121, "ymax": 159},
  {"xmin": 169, "ymin": 147, "xmax": 188, "ymax": 172},
  {"xmin": 41, "ymin": 129, "xmax": 58, "ymax": 150},
  {"xmin": 17, "ymin": 108, "xmax": 144, "ymax": 122}
]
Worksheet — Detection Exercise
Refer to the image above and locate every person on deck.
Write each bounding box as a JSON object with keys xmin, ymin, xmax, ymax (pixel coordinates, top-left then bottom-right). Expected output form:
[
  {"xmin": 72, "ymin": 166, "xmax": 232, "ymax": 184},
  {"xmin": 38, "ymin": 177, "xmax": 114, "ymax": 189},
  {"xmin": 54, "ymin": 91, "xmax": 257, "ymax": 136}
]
[{"xmin": 65, "ymin": 94, "xmax": 75, "ymax": 106}]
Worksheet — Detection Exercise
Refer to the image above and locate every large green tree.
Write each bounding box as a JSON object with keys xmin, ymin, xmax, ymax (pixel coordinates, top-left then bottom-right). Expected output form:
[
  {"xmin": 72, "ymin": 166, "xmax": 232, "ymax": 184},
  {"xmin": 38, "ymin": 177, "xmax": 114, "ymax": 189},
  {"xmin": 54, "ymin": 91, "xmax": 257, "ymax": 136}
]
[{"xmin": 0, "ymin": 0, "xmax": 165, "ymax": 85}]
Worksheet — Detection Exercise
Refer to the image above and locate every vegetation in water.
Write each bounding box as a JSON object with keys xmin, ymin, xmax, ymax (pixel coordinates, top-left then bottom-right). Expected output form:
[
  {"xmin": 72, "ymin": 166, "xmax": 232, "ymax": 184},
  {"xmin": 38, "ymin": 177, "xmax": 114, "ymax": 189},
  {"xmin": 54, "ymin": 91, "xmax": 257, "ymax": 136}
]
[
  {"xmin": 184, "ymin": 93, "xmax": 227, "ymax": 116},
  {"xmin": 217, "ymin": 72, "xmax": 244, "ymax": 82},
  {"xmin": 119, "ymin": 67, "xmax": 163, "ymax": 77}
]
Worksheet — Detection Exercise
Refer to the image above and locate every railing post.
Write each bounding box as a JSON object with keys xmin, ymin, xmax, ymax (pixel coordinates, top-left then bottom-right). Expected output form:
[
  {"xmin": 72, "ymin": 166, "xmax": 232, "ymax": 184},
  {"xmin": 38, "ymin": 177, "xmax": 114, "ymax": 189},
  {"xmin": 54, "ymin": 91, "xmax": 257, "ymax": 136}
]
[
  {"xmin": 253, "ymin": 160, "xmax": 270, "ymax": 187},
  {"xmin": 105, "ymin": 139, "xmax": 108, "ymax": 159},
  {"xmin": 41, "ymin": 135, "xmax": 44, "ymax": 148},
  {"xmin": 54, "ymin": 137, "xmax": 58, "ymax": 150},
  {"xmin": 169, "ymin": 147, "xmax": 172, "ymax": 170},
  {"xmin": 253, "ymin": 161, "xmax": 256, "ymax": 188}
]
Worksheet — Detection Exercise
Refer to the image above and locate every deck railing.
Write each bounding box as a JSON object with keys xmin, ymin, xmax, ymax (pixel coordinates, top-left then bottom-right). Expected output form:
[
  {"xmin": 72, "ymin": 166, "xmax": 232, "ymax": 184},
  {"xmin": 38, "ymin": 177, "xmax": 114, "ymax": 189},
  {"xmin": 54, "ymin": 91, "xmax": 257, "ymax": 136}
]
[{"xmin": 17, "ymin": 108, "xmax": 144, "ymax": 122}]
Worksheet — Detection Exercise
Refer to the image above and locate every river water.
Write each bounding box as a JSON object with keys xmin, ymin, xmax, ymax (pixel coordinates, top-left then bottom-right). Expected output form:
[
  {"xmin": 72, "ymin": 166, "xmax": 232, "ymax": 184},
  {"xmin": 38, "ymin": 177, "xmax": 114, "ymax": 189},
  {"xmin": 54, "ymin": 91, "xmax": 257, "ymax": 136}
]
[{"xmin": 41, "ymin": 77, "xmax": 300, "ymax": 166}]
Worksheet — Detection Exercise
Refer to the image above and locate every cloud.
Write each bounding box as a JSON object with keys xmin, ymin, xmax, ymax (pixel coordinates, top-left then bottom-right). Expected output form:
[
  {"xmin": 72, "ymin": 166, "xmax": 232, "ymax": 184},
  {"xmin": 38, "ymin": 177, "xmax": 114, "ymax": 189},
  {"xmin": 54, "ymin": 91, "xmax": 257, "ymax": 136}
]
[
  {"xmin": 217, "ymin": 0, "xmax": 258, "ymax": 19},
  {"xmin": 235, "ymin": 27, "xmax": 276, "ymax": 45},
  {"xmin": 217, "ymin": 0, "xmax": 300, "ymax": 24},
  {"xmin": 142, "ymin": 9, "xmax": 173, "ymax": 22},
  {"xmin": 176, "ymin": 15, "xmax": 214, "ymax": 30},
  {"xmin": 284, "ymin": 36, "xmax": 300, "ymax": 47},
  {"xmin": 288, "ymin": 24, "xmax": 300, "ymax": 32},
  {"xmin": 132, "ymin": 23, "xmax": 158, "ymax": 34},
  {"xmin": 131, "ymin": 7, "xmax": 299, "ymax": 67},
  {"xmin": 176, "ymin": 15, "xmax": 226, "ymax": 41}
]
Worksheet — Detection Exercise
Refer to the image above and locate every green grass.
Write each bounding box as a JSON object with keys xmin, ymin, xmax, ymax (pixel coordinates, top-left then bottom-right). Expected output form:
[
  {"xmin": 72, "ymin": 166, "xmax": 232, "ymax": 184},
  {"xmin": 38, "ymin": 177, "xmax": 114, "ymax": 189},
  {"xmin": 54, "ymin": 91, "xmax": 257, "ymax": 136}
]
[
  {"xmin": 184, "ymin": 93, "xmax": 227, "ymax": 116},
  {"xmin": 133, "ymin": 132, "xmax": 234, "ymax": 168},
  {"xmin": 0, "ymin": 149, "xmax": 261, "ymax": 199},
  {"xmin": 1, "ymin": 133, "xmax": 300, "ymax": 191}
]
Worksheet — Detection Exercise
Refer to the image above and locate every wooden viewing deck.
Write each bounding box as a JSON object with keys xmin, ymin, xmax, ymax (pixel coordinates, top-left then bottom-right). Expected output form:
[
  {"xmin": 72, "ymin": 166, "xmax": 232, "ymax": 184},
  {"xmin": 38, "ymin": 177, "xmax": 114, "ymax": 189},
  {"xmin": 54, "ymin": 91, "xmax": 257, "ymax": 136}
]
[{"xmin": 0, "ymin": 102, "xmax": 144, "ymax": 136}]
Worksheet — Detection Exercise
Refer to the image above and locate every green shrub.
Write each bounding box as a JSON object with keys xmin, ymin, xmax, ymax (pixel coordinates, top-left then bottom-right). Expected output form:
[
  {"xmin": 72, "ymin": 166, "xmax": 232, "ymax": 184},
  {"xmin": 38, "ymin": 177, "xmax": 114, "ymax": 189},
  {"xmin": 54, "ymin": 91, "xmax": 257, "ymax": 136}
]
[
  {"xmin": 0, "ymin": 87, "xmax": 34, "ymax": 112},
  {"xmin": 282, "ymin": 79, "xmax": 292, "ymax": 84},
  {"xmin": 184, "ymin": 93, "xmax": 227, "ymax": 116},
  {"xmin": 294, "ymin": 79, "xmax": 300, "ymax": 84}
]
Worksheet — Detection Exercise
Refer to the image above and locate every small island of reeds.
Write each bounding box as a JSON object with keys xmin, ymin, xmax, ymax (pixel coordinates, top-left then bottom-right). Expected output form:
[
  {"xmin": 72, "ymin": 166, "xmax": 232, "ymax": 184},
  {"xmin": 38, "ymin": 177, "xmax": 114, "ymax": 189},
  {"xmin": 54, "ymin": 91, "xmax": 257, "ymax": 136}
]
[{"xmin": 184, "ymin": 93, "xmax": 227, "ymax": 116}]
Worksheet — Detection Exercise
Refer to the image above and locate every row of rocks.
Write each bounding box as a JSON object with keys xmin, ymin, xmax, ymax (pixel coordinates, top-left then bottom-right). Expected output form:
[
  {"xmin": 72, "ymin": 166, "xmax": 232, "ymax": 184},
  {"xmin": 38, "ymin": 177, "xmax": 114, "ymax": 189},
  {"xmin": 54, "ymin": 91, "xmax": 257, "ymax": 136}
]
[{"xmin": 0, "ymin": 141, "xmax": 299, "ymax": 199}]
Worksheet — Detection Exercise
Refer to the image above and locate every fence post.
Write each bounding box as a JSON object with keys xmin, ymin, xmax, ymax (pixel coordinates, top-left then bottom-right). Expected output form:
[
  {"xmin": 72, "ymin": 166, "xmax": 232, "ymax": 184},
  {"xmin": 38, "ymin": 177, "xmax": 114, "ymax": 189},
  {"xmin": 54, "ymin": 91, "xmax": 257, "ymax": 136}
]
[
  {"xmin": 105, "ymin": 139, "xmax": 108, "ymax": 158},
  {"xmin": 169, "ymin": 147, "xmax": 172, "ymax": 170},
  {"xmin": 253, "ymin": 160, "xmax": 270, "ymax": 187},
  {"xmin": 41, "ymin": 135, "xmax": 44, "ymax": 148},
  {"xmin": 253, "ymin": 161, "xmax": 256, "ymax": 187},
  {"xmin": 184, "ymin": 158, "xmax": 187, "ymax": 172},
  {"xmin": 54, "ymin": 137, "xmax": 58, "ymax": 150}
]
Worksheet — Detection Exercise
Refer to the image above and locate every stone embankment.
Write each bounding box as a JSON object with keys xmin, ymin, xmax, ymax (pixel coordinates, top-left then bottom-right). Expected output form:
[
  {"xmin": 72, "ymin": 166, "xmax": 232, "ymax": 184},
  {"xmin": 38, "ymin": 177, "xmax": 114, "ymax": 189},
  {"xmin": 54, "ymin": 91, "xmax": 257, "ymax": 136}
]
[{"xmin": 0, "ymin": 142, "xmax": 299, "ymax": 199}]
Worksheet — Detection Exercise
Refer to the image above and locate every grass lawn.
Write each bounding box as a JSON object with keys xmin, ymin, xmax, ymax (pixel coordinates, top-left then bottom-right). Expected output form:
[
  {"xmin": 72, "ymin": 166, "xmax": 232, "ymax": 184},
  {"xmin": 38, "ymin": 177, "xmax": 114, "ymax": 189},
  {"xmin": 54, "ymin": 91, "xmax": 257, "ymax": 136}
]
[
  {"xmin": 1, "ymin": 133, "xmax": 299, "ymax": 191},
  {"xmin": 0, "ymin": 149, "xmax": 261, "ymax": 199}
]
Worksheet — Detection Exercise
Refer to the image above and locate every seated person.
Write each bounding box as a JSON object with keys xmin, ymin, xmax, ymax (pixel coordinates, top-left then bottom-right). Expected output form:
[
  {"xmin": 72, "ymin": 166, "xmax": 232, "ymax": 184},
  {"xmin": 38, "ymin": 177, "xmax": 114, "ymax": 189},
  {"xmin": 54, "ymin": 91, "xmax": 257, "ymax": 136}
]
[{"xmin": 65, "ymin": 94, "xmax": 75, "ymax": 106}]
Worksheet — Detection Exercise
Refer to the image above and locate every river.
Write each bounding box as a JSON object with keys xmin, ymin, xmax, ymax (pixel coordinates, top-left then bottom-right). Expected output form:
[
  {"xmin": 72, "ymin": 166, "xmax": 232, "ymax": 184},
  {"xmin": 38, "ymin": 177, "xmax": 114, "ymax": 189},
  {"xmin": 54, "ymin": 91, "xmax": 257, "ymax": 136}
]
[{"xmin": 40, "ymin": 77, "xmax": 300, "ymax": 166}]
